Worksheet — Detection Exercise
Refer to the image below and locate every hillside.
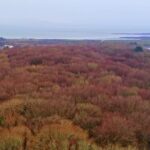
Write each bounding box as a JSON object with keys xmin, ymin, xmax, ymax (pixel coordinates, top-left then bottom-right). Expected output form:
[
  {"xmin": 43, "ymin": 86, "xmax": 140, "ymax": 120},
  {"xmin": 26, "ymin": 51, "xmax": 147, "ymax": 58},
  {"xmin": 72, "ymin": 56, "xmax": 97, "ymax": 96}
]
[{"xmin": 0, "ymin": 42, "xmax": 150, "ymax": 150}]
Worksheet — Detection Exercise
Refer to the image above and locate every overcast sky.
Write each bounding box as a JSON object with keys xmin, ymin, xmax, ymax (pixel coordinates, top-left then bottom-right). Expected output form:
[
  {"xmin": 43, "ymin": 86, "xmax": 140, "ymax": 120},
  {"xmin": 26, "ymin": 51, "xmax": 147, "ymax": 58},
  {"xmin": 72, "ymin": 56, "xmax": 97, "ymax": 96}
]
[{"xmin": 0, "ymin": 0, "xmax": 150, "ymax": 38}]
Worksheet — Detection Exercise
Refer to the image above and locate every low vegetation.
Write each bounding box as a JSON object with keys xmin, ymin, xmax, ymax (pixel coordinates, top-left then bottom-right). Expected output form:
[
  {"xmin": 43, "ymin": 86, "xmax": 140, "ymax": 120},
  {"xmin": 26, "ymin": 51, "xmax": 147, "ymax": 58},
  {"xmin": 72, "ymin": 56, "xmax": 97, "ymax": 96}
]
[{"xmin": 0, "ymin": 42, "xmax": 149, "ymax": 150}]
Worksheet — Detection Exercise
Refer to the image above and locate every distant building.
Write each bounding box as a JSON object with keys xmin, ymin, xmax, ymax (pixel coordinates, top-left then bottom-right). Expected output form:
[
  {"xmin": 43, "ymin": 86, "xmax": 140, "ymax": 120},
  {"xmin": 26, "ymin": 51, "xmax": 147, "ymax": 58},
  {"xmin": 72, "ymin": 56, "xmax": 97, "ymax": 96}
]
[{"xmin": 2, "ymin": 45, "xmax": 14, "ymax": 49}]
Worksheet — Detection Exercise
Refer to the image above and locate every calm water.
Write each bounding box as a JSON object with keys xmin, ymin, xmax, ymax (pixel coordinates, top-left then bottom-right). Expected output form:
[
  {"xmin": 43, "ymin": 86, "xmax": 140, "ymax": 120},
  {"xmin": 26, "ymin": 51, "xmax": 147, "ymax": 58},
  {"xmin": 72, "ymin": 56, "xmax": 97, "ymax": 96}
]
[{"xmin": 0, "ymin": 28, "xmax": 150, "ymax": 40}]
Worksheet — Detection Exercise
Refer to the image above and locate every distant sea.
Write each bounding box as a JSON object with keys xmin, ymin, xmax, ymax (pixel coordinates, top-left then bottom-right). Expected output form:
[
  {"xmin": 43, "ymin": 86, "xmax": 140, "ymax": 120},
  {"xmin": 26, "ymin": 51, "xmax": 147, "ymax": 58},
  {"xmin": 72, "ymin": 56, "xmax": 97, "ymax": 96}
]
[{"xmin": 1, "ymin": 30, "xmax": 150, "ymax": 40}]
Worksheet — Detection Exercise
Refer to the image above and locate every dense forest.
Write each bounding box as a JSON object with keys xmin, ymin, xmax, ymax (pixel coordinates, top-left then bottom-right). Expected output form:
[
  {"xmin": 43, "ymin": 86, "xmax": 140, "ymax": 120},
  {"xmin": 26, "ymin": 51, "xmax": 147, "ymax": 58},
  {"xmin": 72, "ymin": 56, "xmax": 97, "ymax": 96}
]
[{"xmin": 0, "ymin": 42, "xmax": 150, "ymax": 150}]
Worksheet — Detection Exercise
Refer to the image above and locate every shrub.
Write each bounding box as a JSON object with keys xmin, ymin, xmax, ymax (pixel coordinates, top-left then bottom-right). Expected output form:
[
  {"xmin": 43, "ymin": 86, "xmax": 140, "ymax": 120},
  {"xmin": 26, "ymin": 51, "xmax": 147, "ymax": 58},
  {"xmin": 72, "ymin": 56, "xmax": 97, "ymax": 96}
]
[
  {"xmin": 30, "ymin": 119, "xmax": 97, "ymax": 150},
  {"xmin": 74, "ymin": 103, "xmax": 101, "ymax": 132},
  {"xmin": 0, "ymin": 116, "xmax": 4, "ymax": 126},
  {"xmin": 93, "ymin": 114, "xmax": 135, "ymax": 146},
  {"xmin": 30, "ymin": 58, "xmax": 43, "ymax": 65},
  {"xmin": 133, "ymin": 46, "xmax": 143, "ymax": 52},
  {"xmin": 0, "ymin": 137, "xmax": 22, "ymax": 150},
  {"xmin": 87, "ymin": 62, "xmax": 98, "ymax": 70}
]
